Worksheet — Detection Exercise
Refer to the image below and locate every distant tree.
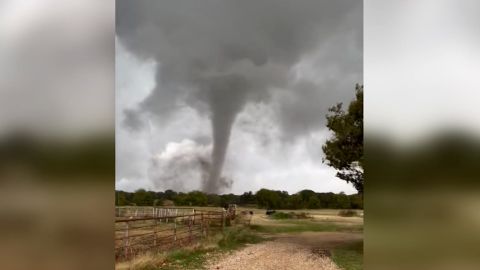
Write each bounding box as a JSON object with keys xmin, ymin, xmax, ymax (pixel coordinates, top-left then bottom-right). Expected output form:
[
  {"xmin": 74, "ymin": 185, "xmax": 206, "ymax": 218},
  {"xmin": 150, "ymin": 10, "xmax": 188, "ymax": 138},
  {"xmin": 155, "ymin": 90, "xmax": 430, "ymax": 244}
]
[
  {"xmin": 132, "ymin": 189, "xmax": 154, "ymax": 206},
  {"xmin": 207, "ymin": 194, "xmax": 221, "ymax": 206},
  {"xmin": 336, "ymin": 192, "xmax": 351, "ymax": 209},
  {"xmin": 349, "ymin": 194, "xmax": 363, "ymax": 209},
  {"xmin": 255, "ymin": 189, "xmax": 282, "ymax": 209},
  {"xmin": 287, "ymin": 194, "xmax": 303, "ymax": 209},
  {"xmin": 114, "ymin": 189, "xmax": 363, "ymax": 210},
  {"xmin": 322, "ymin": 84, "xmax": 363, "ymax": 193},
  {"xmin": 220, "ymin": 193, "xmax": 239, "ymax": 207},
  {"xmin": 298, "ymin": 189, "xmax": 316, "ymax": 207},
  {"xmin": 164, "ymin": 189, "xmax": 177, "ymax": 200},
  {"xmin": 239, "ymin": 191, "xmax": 256, "ymax": 205},
  {"xmin": 115, "ymin": 191, "xmax": 129, "ymax": 206},
  {"xmin": 186, "ymin": 191, "xmax": 208, "ymax": 206},
  {"xmin": 307, "ymin": 196, "xmax": 321, "ymax": 209},
  {"xmin": 173, "ymin": 192, "xmax": 188, "ymax": 206},
  {"xmin": 155, "ymin": 191, "xmax": 165, "ymax": 201}
]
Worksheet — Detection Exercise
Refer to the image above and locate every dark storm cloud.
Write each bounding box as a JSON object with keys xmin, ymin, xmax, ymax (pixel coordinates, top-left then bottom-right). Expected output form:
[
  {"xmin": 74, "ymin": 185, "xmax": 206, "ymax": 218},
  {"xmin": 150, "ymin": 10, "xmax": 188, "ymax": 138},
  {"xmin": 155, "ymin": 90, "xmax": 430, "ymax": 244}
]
[
  {"xmin": 122, "ymin": 108, "xmax": 144, "ymax": 131},
  {"xmin": 116, "ymin": 0, "xmax": 362, "ymax": 193}
]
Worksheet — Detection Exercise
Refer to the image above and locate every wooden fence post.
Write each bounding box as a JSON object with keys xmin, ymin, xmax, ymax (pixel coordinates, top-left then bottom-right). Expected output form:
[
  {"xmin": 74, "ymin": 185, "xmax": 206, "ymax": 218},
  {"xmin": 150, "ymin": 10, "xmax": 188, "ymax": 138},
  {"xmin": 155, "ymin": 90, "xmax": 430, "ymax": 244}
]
[
  {"xmin": 124, "ymin": 221, "xmax": 130, "ymax": 258},
  {"xmin": 174, "ymin": 216, "xmax": 177, "ymax": 243},
  {"xmin": 193, "ymin": 209, "xmax": 196, "ymax": 225},
  {"xmin": 206, "ymin": 216, "xmax": 209, "ymax": 237},
  {"xmin": 188, "ymin": 218, "xmax": 192, "ymax": 243},
  {"xmin": 153, "ymin": 218, "xmax": 157, "ymax": 247},
  {"xmin": 222, "ymin": 209, "xmax": 226, "ymax": 230},
  {"xmin": 201, "ymin": 213, "xmax": 204, "ymax": 238}
]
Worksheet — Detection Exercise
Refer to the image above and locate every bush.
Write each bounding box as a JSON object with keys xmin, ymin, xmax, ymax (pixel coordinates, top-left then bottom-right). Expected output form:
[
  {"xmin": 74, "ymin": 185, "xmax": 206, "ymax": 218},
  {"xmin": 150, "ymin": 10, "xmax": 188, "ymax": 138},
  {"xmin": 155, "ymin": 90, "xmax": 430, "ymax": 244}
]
[{"xmin": 338, "ymin": 209, "xmax": 357, "ymax": 217}]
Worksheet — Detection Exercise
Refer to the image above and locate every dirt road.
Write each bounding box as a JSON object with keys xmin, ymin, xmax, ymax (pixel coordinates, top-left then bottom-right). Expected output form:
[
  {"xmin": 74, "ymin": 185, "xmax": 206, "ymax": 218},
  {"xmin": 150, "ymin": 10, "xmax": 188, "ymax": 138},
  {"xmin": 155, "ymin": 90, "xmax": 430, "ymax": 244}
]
[
  {"xmin": 206, "ymin": 231, "xmax": 362, "ymax": 270},
  {"xmin": 206, "ymin": 241, "xmax": 339, "ymax": 270}
]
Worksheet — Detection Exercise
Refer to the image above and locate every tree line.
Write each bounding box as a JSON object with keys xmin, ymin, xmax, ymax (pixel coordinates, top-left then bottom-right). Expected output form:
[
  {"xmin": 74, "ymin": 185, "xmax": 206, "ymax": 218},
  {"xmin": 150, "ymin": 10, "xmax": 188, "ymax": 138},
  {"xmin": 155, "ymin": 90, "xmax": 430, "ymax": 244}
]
[{"xmin": 115, "ymin": 188, "xmax": 363, "ymax": 210}]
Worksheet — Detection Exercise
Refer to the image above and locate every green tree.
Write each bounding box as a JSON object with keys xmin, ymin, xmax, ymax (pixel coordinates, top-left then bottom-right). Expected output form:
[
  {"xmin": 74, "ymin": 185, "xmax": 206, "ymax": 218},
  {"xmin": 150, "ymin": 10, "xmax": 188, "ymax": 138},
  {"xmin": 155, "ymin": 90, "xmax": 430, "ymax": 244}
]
[
  {"xmin": 132, "ymin": 189, "xmax": 154, "ymax": 206},
  {"xmin": 256, "ymin": 189, "xmax": 282, "ymax": 209},
  {"xmin": 336, "ymin": 192, "xmax": 351, "ymax": 209},
  {"xmin": 349, "ymin": 194, "xmax": 363, "ymax": 209},
  {"xmin": 298, "ymin": 189, "xmax": 316, "ymax": 207},
  {"xmin": 164, "ymin": 189, "xmax": 177, "ymax": 200},
  {"xmin": 220, "ymin": 193, "xmax": 240, "ymax": 207},
  {"xmin": 322, "ymin": 84, "xmax": 363, "ymax": 193},
  {"xmin": 307, "ymin": 196, "xmax": 321, "ymax": 209},
  {"xmin": 186, "ymin": 191, "xmax": 208, "ymax": 206},
  {"xmin": 173, "ymin": 192, "xmax": 188, "ymax": 206},
  {"xmin": 207, "ymin": 194, "xmax": 221, "ymax": 206},
  {"xmin": 239, "ymin": 191, "xmax": 256, "ymax": 205},
  {"xmin": 115, "ymin": 191, "xmax": 129, "ymax": 206},
  {"xmin": 287, "ymin": 194, "xmax": 303, "ymax": 209}
]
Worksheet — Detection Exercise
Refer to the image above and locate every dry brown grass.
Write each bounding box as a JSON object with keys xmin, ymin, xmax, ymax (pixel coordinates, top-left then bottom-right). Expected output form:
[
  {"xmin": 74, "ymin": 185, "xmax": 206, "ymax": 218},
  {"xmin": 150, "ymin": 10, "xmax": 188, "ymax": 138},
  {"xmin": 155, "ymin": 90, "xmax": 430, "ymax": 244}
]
[{"xmin": 115, "ymin": 251, "xmax": 167, "ymax": 270}]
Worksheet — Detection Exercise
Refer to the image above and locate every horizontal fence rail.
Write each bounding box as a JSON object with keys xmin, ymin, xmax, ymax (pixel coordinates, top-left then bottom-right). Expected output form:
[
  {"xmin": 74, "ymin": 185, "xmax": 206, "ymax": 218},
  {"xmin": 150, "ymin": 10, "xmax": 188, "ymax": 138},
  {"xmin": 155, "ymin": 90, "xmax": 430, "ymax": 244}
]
[{"xmin": 115, "ymin": 206, "xmax": 195, "ymax": 219}]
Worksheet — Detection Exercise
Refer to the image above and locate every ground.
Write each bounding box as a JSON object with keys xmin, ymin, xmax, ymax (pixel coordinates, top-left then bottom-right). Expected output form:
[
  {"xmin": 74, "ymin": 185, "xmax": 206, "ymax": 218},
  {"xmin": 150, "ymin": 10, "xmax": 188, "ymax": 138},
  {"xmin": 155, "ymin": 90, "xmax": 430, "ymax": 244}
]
[
  {"xmin": 116, "ymin": 208, "xmax": 363, "ymax": 270},
  {"xmin": 206, "ymin": 212, "xmax": 363, "ymax": 270}
]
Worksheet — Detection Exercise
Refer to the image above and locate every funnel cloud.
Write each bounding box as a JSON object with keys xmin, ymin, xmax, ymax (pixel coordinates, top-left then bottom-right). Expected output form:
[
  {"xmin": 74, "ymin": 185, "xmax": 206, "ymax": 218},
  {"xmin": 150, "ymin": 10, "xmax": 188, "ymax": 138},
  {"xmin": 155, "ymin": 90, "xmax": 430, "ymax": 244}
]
[{"xmin": 116, "ymin": 0, "xmax": 362, "ymax": 194}]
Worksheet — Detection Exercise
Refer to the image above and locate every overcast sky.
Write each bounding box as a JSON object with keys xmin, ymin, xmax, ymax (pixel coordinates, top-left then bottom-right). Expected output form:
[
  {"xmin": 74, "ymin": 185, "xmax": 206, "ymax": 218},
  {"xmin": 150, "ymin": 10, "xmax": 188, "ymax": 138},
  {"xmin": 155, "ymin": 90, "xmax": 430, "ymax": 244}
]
[
  {"xmin": 365, "ymin": 0, "xmax": 480, "ymax": 143},
  {"xmin": 115, "ymin": 0, "xmax": 362, "ymax": 195},
  {"xmin": 0, "ymin": 0, "xmax": 113, "ymax": 138}
]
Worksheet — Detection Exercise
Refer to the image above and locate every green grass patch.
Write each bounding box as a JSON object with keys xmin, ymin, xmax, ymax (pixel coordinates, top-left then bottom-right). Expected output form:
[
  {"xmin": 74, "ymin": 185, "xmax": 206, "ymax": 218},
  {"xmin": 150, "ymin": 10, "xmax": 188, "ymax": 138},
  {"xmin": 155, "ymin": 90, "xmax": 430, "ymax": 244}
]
[
  {"xmin": 331, "ymin": 240, "xmax": 363, "ymax": 270},
  {"xmin": 158, "ymin": 227, "xmax": 264, "ymax": 269},
  {"xmin": 250, "ymin": 223, "xmax": 337, "ymax": 233},
  {"xmin": 218, "ymin": 227, "xmax": 265, "ymax": 250},
  {"xmin": 162, "ymin": 248, "xmax": 213, "ymax": 270},
  {"xmin": 250, "ymin": 220, "xmax": 362, "ymax": 234}
]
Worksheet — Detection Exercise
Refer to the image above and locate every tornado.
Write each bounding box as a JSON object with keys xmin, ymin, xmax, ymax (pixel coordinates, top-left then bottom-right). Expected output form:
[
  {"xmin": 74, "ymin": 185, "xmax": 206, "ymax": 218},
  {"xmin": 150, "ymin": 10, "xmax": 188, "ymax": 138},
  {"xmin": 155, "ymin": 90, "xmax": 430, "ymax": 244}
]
[
  {"xmin": 202, "ymin": 75, "xmax": 248, "ymax": 192},
  {"xmin": 116, "ymin": 0, "xmax": 362, "ymax": 193}
]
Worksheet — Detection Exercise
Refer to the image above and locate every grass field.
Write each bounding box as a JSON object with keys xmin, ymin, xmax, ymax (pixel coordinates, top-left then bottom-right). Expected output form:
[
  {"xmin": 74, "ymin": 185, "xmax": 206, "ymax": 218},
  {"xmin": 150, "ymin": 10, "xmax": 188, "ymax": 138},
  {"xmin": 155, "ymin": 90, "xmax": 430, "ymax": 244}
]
[{"xmin": 115, "ymin": 207, "xmax": 363, "ymax": 270}]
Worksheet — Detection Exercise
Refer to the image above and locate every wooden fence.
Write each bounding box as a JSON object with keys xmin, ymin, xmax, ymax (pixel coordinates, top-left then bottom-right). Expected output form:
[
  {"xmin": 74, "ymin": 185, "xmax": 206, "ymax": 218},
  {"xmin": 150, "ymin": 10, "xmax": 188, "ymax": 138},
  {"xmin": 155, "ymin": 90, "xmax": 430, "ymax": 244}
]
[
  {"xmin": 115, "ymin": 206, "xmax": 195, "ymax": 219},
  {"xmin": 115, "ymin": 210, "xmax": 226, "ymax": 261}
]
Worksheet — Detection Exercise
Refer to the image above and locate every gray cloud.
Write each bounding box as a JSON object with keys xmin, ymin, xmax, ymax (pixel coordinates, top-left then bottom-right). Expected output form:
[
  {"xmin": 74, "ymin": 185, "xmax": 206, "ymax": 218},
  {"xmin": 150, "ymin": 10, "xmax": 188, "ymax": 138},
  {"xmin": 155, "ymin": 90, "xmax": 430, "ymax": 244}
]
[
  {"xmin": 0, "ymin": 0, "xmax": 114, "ymax": 138},
  {"xmin": 116, "ymin": 0, "xmax": 362, "ymax": 193},
  {"xmin": 122, "ymin": 108, "xmax": 144, "ymax": 132}
]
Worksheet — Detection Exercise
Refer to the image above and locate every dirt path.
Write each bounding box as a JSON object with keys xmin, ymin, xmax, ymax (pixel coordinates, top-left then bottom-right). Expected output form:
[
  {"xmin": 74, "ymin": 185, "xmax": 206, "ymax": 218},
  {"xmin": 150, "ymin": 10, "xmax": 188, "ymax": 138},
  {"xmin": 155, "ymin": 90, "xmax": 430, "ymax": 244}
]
[
  {"xmin": 206, "ymin": 232, "xmax": 362, "ymax": 270},
  {"xmin": 206, "ymin": 241, "xmax": 339, "ymax": 270}
]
